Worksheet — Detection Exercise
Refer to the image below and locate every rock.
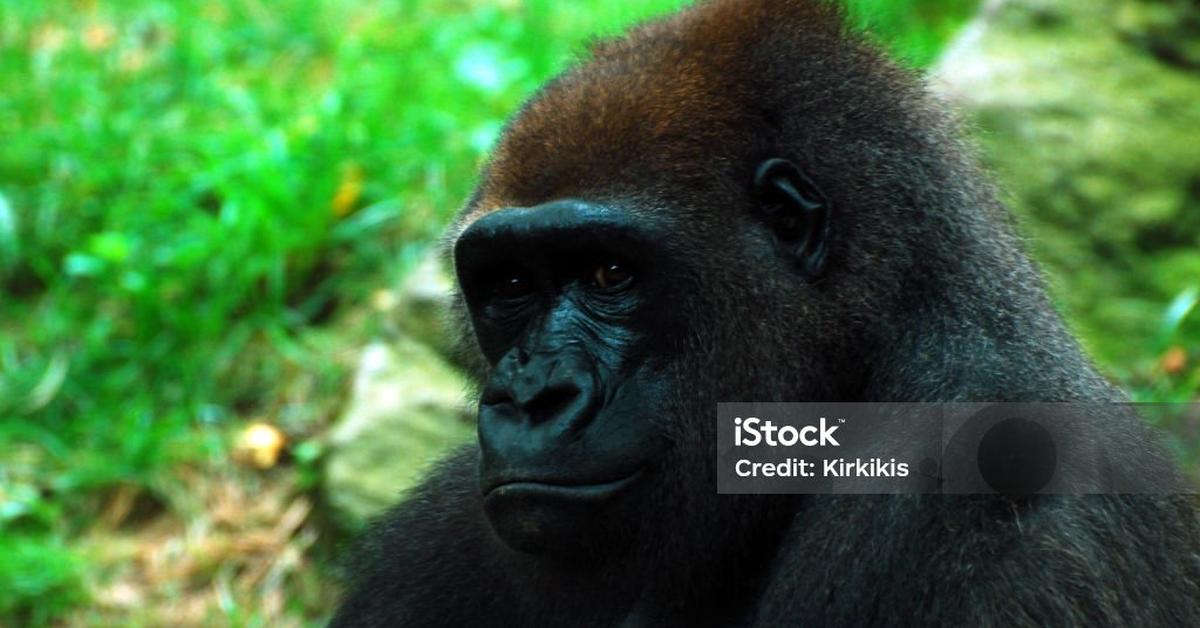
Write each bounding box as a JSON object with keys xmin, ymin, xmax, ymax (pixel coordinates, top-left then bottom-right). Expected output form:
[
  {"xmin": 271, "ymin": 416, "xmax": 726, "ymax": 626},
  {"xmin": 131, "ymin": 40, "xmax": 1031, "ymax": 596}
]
[
  {"xmin": 933, "ymin": 0, "xmax": 1200, "ymax": 372},
  {"xmin": 394, "ymin": 252, "xmax": 463, "ymax": 366},
  {"xmin": 323, "ymin": 337, "xmax": 474, "ymax": 527}
]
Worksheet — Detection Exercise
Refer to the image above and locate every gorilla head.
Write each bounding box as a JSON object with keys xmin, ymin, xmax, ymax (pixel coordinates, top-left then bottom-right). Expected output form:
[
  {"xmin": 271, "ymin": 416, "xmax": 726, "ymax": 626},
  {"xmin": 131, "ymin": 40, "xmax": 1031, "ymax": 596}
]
[{"xmin": 450, "ymin": 0, "xmax": 988, "ymax": 560}]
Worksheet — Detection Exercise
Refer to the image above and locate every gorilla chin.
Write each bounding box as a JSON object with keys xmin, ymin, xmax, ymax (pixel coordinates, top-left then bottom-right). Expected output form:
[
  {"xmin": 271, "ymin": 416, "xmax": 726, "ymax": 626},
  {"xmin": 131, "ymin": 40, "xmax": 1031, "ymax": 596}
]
[{"xmin": 483, "ymin": 472, "xmax": 647, "ymax": 556}]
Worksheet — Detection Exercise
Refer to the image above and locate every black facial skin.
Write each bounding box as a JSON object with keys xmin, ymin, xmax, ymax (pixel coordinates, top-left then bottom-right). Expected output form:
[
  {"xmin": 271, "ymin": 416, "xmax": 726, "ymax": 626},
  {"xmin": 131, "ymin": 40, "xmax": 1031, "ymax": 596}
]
[{"xmin": 454, "ymin": 200, "xmax": 686, "ymax": 555}]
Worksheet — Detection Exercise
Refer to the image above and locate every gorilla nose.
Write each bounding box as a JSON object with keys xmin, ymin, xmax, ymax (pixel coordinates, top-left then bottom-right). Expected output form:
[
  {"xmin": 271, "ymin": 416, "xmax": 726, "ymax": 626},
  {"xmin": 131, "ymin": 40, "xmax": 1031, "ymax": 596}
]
[
  {"xmin": 515, "ymin": 378, "xmax": 586, "ymax": 425},
  {"xmin": 481, "ymin": 354, "xmax": 599, "ymax": 431}
]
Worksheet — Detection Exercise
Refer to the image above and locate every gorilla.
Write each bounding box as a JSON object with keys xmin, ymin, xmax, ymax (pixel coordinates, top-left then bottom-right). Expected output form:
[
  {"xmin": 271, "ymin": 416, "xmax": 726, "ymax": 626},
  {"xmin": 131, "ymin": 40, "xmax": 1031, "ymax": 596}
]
[{"xmin": 332, "ymin": 1, "xmax": 1200, "ymax": 625}]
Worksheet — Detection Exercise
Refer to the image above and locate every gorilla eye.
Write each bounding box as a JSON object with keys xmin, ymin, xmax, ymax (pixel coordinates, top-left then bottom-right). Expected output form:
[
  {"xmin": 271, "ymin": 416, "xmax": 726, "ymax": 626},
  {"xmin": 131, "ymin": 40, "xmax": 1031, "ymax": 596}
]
[
  {"xmin": 591, "ymin": 262, "xmax": 633, "ymax": 290},
  {"xmin": 492, "ymin": 272, "xmax": 534, "ymax": 300}
]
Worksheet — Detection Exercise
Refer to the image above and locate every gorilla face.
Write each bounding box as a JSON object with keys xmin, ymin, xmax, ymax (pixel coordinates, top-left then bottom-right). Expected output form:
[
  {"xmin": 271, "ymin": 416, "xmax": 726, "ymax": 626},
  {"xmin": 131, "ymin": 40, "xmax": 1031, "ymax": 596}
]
[
  {"xmin": 454, "ymin": 199, "xmax": 676, "ymax": 556},
  {"xmin": 455, "ymin": 164, "xmax": 830, "ymax": 557}
]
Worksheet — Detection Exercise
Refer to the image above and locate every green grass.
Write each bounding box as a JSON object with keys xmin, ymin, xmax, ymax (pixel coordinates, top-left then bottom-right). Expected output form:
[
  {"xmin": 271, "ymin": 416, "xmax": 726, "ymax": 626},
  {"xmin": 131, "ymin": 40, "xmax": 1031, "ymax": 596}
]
[{"xmin": 0, "ymin": 0, "xmax": 978, "ymax": 624}]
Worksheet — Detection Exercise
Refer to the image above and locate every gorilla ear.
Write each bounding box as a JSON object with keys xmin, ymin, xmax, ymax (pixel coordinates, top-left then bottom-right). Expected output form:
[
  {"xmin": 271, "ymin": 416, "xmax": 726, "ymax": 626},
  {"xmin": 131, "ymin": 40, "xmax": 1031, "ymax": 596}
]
[{"xmin": 753, "ymin": 158, "xmax": 832, "ymax": 278}]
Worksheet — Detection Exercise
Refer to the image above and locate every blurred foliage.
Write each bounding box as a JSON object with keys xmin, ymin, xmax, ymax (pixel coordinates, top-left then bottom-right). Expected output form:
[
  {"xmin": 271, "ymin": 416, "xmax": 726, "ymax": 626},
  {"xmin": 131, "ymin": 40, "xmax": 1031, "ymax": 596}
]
[
  {"xmin": 939, "ymin": 0, "xmax": 1200, "ymax": 402},
  {"xmin": 22, "ymin": 0, "xmax": 1200, "ymax": 624},
  {"xmin": 0, "ymin": 535, "xmax": 86, "ymax": 625},
  {"xmin": 850, "ymin": 0, "xmax": 980, "ymax": 66}
]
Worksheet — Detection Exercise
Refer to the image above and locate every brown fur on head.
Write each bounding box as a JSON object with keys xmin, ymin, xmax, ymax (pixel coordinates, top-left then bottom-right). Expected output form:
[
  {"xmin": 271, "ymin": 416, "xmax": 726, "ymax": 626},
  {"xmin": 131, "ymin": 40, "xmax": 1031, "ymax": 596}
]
[
  {"xmin": 448, "ymin": 0, "xmax": 970, "ymax": 316},
  {"xmin": 456, "ymin": 0, "xmax": 872, "ymax": 229}
]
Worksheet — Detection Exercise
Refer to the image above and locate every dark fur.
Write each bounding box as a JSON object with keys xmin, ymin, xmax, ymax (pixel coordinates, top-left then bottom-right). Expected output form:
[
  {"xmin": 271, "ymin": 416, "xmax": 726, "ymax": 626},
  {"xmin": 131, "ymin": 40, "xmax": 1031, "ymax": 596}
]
[{"xmin": 332, "ymin": 1, "xmax": 1200, "ymax": 625}]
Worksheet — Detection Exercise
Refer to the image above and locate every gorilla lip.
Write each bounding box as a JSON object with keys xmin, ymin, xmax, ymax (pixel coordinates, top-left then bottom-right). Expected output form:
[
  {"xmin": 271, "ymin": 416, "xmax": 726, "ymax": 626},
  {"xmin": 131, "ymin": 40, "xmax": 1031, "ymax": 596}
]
[{"xmin": 484, "ymin": 470, "xmax": 644, "ymax": 501}]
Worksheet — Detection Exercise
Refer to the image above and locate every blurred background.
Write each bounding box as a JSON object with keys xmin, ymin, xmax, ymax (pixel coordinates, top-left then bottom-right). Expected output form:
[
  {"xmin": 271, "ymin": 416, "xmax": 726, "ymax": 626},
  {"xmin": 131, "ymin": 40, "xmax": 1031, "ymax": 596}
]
[{"xmin": 0, "ymin": 0, "xmax": 1197, "ymax": 625}]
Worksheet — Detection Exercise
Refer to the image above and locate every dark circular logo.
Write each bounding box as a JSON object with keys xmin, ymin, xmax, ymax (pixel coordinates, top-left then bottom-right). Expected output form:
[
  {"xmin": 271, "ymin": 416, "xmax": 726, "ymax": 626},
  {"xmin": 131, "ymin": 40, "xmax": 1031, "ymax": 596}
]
[{"xmin": 976, "ymin": 416, "xmax": 1057, "ymax": 495}]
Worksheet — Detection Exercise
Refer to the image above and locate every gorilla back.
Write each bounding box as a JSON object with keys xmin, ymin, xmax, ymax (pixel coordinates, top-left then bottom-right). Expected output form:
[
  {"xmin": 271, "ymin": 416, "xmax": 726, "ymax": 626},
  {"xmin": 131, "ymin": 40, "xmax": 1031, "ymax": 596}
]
[{"xmin": 332, "ymin": 1, "xmax": 1200, "ymax": 626}]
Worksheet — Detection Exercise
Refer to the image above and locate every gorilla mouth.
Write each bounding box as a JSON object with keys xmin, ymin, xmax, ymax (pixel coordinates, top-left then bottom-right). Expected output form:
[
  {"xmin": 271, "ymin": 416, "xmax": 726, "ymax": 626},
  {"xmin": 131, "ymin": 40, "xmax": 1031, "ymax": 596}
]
[
  {"xmin": 484, "ymin": 470, "xmax": 644, "ymax": 502},
  {"xmin": 481, "ymin": 470, "xmax": 647, "ymax": 555}
]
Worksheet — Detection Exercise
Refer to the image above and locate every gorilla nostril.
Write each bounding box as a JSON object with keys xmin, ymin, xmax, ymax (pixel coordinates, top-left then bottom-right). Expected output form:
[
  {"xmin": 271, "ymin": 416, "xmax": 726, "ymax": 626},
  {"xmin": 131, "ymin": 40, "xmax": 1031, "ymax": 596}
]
[
  {"xmin": 480, "ymin": 382, "xmax": 514, "ymax": 407},
  {"xmin": 480, "ymin": 391, "xmax": 512, "ymax": 407},
  {"xmin": 523, "ymin": 384, "xmax": 583, "ymax": 425}
]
